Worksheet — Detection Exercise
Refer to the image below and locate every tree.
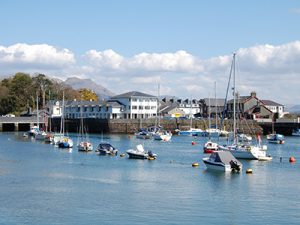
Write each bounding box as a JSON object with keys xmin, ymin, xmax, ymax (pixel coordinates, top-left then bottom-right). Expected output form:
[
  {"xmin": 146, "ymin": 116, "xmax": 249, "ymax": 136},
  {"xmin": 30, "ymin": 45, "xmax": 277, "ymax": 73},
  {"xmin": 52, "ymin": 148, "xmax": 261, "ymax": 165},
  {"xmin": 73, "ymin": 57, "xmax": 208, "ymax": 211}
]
[
  {"xmin": 9, "ymin": 73, "xmax": 34, "ymax": 113},
  {"xmin": 32, "ymin": 74, "xmax": 53, "ymax": 109},
  {"xmin": 79, "ymin": 88, "xmax": 98, "ymax": 101}
]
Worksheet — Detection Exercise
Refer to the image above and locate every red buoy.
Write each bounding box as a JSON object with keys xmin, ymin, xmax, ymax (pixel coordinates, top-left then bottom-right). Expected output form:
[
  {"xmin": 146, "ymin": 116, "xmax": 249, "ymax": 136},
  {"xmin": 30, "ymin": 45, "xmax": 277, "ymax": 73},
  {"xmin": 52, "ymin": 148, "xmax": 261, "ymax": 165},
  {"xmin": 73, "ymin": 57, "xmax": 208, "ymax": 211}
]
[
  {"xmin": 192, "ymin": 141, "xmax": 196, "ymax": 145},
  {"xmin": 289, "ymin": 156, "xmax": 296, "ymax": 163}
]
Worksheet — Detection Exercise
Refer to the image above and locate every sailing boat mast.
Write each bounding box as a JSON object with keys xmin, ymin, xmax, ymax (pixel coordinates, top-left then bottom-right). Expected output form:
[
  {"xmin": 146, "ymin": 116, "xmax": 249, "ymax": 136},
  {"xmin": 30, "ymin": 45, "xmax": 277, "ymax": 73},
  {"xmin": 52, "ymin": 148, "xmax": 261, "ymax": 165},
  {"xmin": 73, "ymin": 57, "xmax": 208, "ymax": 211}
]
[
  {"xmin": 233, "ymin": 53, "xmax": 237, "ymax": 144},
  {"xmin": 214, "ymin": 81, "xmax": 217, "ymax": 131}
]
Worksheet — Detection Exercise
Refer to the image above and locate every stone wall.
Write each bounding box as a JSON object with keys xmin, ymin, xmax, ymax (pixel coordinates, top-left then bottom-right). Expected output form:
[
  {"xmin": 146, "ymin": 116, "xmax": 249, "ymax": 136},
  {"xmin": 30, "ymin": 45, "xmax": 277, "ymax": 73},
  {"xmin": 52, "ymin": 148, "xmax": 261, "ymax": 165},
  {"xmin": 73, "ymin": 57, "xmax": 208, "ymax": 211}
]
[{"xmin": 51, "ymin": 118, "xmax": 262, "ymax": 135}]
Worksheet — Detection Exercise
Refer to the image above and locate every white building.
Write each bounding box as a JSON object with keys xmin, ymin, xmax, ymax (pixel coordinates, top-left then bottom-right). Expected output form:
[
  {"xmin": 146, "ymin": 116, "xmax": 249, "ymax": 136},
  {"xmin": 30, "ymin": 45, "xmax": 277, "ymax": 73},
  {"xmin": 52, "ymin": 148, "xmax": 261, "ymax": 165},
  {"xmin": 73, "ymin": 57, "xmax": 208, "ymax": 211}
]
[
  {"xmin": 260, "ymin": 100, "xmax": 285, "ymax": 119},
  {"xmin": 110, "ymin": 91, "xmax": 158, "ymax": 119},
  {"xmin": 48, "ymin": 91, "xmax": 158, "ymax": 119},
  {"xmin": 63, "ymin": 100, "xmax": 124, "ymax": 119}
]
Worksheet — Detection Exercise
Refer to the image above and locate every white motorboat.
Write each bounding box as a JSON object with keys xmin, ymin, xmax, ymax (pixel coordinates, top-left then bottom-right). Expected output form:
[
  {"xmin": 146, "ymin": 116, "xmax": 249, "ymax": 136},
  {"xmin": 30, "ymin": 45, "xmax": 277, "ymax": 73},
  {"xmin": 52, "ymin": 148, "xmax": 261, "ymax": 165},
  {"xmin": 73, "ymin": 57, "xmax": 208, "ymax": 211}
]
[
  {"xmin": 267, "ymin": 133, "xmax": 285, "ymax": 144},
  {"xmin": 97, "ymin": 142, "xmax": 118, "ymax": 155},
  {"xmin": 292, "ymin": 128, "xmax": 300, "ymax": 136},
  {"xmin": 153, "ymin": 130, "xmax": 172, "ymax": 141},
  {"xmin": 126, "ymin": 144, "xmax": 157, "ymax": 159},
  {"xmin": 78, "ymin": 141, "xmax": 93, "ymax": 152},
  {"xmin": 178, "ymin": 128, "xmax": 203, "ymax": 136},
  {"xmin": 203, "ymin": 151, "xmax": 242, "ymax": 172}
]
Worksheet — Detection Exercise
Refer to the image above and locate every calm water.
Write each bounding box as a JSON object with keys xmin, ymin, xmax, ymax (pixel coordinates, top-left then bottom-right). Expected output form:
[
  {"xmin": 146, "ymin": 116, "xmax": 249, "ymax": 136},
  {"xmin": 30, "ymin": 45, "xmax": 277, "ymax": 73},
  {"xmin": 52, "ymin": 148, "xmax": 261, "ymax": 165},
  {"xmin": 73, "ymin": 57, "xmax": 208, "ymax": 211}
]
[{"xmin": 0, "ymin": 132, "xmax": 300, "ymax": 225}]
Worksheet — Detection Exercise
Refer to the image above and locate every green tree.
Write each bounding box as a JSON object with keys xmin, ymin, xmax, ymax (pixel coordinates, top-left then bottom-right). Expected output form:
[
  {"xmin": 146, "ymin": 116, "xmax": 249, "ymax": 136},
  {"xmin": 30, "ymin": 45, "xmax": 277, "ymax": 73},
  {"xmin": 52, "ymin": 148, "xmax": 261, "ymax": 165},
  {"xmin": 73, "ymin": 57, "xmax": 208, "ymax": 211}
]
[{"xmin": 9, "ymin": 73, "xmax": 34, "ymax": 113}]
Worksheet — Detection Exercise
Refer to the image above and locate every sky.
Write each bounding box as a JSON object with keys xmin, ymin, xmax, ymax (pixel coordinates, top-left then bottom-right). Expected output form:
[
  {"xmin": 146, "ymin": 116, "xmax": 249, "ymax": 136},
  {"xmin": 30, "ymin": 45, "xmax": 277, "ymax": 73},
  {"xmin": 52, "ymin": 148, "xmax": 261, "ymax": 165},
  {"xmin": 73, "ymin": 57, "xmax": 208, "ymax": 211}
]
[{"xmin": 0, "ymin": 0, "xmax": 300, "ymax": 105}]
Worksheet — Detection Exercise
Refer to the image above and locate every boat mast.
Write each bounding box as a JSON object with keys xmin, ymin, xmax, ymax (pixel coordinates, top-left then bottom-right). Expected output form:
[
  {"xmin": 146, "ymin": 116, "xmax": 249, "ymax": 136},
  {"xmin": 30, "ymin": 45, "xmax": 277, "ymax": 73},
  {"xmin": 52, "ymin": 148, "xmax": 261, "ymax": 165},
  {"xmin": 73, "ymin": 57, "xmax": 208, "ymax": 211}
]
[
  {"xmin": 233, "ymin": 53, "xmax": 237, "ymax": 144},
  {"xmin": 36, "ymin": 94, "xmax": 39, "ymax": 129},
  {"xmin": 215, "ymin": 81, "xmax": 217, "ymax": 130}
]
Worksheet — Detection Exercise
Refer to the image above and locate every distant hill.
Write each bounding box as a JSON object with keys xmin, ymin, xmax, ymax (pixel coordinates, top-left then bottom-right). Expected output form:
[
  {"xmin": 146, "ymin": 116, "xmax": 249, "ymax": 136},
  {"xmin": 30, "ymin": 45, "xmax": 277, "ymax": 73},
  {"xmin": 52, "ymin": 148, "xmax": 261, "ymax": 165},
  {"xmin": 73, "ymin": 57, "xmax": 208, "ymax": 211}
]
[
  {"xmin": 64, "ymin": 77, "xmax": 115, "ymax": 100},
  {"xmin": 285, "ymin": 104, "xmax": 300, "ymax": 114}
]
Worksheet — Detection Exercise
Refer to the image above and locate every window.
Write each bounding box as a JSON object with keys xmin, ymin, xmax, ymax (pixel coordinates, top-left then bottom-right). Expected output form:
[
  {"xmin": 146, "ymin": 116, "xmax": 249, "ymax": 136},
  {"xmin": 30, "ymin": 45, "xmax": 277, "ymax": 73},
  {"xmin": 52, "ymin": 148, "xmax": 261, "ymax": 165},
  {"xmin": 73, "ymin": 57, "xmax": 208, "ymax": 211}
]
[
  {"xmin": 139, "ymin": 106, "xmax": 143, "ymax": 110},
  {"xmin": 132, "ymin": 106, "xmax": 137, "ymax": 110}
]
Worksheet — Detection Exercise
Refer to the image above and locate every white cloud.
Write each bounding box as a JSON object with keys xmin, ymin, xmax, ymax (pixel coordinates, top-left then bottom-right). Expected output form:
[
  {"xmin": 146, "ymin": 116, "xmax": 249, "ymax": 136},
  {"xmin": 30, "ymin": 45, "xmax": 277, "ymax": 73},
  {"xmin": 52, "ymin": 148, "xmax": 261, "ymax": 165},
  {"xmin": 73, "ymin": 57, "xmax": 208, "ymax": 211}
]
[
  {"xmin": 0, "ymin": 43, "xmax": 75, "ymax": 70},
  {"xmin": 1, "ymin": 41, "xmax": 300, "ymax": 104}
]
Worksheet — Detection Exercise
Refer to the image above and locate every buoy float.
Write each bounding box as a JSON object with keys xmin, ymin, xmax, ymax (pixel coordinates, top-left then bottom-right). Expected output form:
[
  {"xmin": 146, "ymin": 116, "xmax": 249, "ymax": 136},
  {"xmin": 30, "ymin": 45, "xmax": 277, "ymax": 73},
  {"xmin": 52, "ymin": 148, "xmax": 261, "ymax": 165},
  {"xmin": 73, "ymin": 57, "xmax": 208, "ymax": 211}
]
[
  {"xmin": 191, "ymin": 141, "xmax": 196, "ymax": 145},
  {"xmin": 192, "ymin": 162, "xmax": 199, "ymax": 167},
  {"xmin": 289, "ymin": 156, "xmax": 296, "ymax": 163},
  {"xmin": 120, "ymin": 153, "xmax": 126, "ymax": 157},
  {"xmin": 246, "ymin": 168, "xmax": 253, "ymax": 174}
]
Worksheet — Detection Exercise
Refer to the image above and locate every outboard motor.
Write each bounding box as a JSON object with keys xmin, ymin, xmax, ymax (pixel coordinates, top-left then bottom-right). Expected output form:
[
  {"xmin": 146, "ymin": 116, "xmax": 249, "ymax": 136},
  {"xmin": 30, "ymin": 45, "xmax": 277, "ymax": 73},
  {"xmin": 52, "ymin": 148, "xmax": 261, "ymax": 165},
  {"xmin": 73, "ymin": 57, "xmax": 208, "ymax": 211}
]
[
  {"xmin": 148, "ymin": 151, "xmax": 154, "ymax": 157},
  {"xmin": 230, "ymin": 160, "xmax": 241, "ymax": 172}
]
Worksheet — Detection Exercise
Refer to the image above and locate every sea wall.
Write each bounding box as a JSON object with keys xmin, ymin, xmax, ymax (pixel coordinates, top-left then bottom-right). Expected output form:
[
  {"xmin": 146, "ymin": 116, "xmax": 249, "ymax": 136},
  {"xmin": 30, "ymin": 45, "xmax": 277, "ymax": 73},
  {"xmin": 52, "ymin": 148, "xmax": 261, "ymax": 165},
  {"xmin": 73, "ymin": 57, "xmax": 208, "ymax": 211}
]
[{"xmin": 51, "ymin": 118, "xmax": 262, "ymax": 135}]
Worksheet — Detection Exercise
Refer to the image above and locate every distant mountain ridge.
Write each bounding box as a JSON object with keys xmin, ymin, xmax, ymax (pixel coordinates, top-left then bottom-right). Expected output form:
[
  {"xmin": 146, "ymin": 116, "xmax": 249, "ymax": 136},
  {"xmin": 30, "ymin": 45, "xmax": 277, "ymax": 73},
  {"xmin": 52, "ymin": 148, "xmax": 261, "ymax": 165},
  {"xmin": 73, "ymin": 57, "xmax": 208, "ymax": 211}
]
[
  {"xmin": 64, "ymin": 77, "xmax": 115, "ymax": 100},
  {"xmin": 286, "ymin": 104, "xmax": 300, "ymax": 113}
]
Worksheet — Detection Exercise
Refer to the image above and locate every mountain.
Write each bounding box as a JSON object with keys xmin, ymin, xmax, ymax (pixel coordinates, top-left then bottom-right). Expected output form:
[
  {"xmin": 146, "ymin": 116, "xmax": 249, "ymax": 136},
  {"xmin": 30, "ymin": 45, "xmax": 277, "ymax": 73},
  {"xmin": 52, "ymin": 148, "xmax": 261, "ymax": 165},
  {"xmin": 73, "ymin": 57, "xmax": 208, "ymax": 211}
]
[
  {"xmin": 64, "ymin": 77, "xmax": 115, "ymax": 100},
  {"xmin": 285, "ymin": 104, "xmax": 300, "ymax": 114}
]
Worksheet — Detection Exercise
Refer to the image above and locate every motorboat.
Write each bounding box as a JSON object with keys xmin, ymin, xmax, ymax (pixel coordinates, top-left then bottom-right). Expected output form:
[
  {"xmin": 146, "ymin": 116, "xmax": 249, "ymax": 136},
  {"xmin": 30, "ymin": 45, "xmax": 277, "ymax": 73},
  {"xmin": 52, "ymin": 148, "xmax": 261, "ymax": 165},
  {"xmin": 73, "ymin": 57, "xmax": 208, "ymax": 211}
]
[
  {"xmin": 153, "ymin": 130, "xmax": 172, "ymax": 141},
  {"xmin": 27, "ymin": 125, "xmax": 39, "ymax": 136},
  {"xmin": 203, "ymin": 151, "xmax": 242, "ymax": 172},
  {"xmin": 135, "ymin": 129, "xmax": 152, "ymax": 139},
  {"xmin": 203, "ymin": 128, "xmax": 220, "ymax": 138},
  {"xmin": 78, "ymin": 141, "xmax": 93, "ymax": 152},
  {"xmin": 267, "ymin": 133, "xmax": 285, "ymax": 144},
  {"xmin": 126, "ymin": 144, "xmax": 157, "ymax": 159},
  {"xmin": 34, "ymin": 130, "xmax": 48, "ymax": 141},
  {"xmin": 97, "ymin": 142, "xmax": 118, "ymax": 155},
  {"xmin": 237, "ymin": 133, "xmax": 252, "ymax": 142},
  {"xmin": 178, "ymin": 128, "xmax": 203, "ymax": 136},
  {"xmin": 203, "ymin": 140, "xmax": 219, "ymax": 154},
  {"xmin": 292, "ymin": 128, "xmax": 300, "ymax": 136}
]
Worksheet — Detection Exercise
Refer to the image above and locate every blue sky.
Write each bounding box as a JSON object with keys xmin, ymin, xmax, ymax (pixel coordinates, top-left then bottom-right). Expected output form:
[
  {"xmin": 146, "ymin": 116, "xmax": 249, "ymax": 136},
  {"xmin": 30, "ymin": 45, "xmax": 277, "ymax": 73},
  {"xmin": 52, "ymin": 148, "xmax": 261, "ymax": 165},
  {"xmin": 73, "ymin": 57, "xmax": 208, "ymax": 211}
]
[{"xmin": 0, "ymin": 0, "xmax": 300, "ymax": 104}]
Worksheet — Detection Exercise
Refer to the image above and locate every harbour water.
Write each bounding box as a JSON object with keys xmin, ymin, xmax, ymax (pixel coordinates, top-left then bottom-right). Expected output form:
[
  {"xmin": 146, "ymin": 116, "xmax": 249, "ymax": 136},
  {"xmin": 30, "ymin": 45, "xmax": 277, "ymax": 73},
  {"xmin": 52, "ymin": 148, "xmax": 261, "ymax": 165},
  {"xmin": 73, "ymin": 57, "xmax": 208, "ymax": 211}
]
[{"xmin": 0, "ymin": 132, "xmax": 300, "ymax": 225}]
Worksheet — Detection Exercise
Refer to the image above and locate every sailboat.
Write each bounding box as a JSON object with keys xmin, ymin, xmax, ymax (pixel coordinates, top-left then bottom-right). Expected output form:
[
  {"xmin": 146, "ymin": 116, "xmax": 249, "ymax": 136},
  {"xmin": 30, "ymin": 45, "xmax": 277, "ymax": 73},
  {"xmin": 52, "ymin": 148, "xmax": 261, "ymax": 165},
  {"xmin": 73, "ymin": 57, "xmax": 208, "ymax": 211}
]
[
  {"xmin": 56, "ymin": 92, "xmax": 73, "ymax": 148},
  {"xmin": 204, "ymin": 86, "xmax": 220, "ymax": 153},
  {"xmin": 77, "ymin": 102, "xmax": 93, "ymax": 151},
  {"xmin": 178, "ymin": 99, "xmax": 203, "ymax": 136},
  {"xmin": 153, "ymin": 84, "xmax": 172, "ymax": 141},
  {"xmin": 267, "ymin": 117, "xmax": 285, "ymax": 144},
  {"xmin": 34, "ymin": 95, "xmax": 47, "ymax": 140},
  {"xmin": 219, "ymin": 53, "xmax": 270, "ymax": 160}
]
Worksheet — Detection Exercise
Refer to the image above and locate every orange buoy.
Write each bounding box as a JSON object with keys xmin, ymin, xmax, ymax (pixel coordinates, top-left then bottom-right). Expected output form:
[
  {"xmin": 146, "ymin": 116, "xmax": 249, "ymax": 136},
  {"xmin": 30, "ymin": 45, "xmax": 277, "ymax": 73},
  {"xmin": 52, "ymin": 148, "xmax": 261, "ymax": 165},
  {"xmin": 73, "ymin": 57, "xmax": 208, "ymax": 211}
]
[
  {"xmin": 192, "ymin": 141, "xmax": 196, "ymax": 145},
  {"xmin": 289, "ymin": 156, "xmax": 296, "ymax": 163}
]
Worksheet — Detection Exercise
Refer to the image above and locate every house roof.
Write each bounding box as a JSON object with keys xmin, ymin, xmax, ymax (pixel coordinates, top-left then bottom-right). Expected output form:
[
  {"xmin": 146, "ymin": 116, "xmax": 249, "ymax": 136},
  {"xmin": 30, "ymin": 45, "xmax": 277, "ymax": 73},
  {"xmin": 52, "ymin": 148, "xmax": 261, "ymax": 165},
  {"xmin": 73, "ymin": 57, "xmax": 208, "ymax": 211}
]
[
  {"xmin": 111, "ymin": 91, "xmax": 156, "ymax": 98},
  {"xmin": 227, "ymin": 96, "xmax": 250, "ymax": 104},
  {"xmin": 261, "ymin": 100, "xmax": 283, "ymax": 107},
  {"xmin": 203, "ymin": 98, "xmax": 225, "ymax": 106}
]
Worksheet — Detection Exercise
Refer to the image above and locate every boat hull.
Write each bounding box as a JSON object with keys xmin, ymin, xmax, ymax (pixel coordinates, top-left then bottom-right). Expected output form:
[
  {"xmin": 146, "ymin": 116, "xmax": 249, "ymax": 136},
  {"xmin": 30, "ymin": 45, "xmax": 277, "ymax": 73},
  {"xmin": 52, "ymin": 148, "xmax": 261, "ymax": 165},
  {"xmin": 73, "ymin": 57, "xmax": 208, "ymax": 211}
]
[{"xmin": 203, "ymin": 158, "xmax": 231, "ymax": 172}]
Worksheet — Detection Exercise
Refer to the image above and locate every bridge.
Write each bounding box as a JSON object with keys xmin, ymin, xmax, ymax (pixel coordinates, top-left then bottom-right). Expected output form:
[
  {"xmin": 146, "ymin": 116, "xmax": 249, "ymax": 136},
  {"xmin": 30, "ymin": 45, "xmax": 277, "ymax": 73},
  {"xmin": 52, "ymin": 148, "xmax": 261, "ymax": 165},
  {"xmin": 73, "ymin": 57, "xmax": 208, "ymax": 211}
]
[{"xmin": 0, "ymin": 117, "xmax": 46, "ymax": 132}]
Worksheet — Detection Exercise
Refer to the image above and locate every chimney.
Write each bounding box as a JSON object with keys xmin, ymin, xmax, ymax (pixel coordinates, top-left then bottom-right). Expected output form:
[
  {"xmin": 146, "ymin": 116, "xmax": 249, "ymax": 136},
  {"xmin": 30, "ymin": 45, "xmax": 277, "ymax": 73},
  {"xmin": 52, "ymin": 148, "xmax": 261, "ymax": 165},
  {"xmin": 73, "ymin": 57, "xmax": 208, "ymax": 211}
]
[{"xmin": 250, "ymin": 91, "xmax": 257, "ymax": 98}]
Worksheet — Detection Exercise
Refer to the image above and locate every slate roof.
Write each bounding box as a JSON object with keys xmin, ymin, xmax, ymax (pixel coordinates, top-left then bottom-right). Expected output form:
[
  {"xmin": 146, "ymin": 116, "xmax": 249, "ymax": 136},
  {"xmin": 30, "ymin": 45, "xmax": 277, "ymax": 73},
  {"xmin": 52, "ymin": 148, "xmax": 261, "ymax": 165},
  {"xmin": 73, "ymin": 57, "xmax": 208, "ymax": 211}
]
[
  {"xmin": 111, "ymin": 91, "xmax": 156, "ymax": 98},
  {"xmin": 261, "ymin": 100, "xmax": 283, "ymax": 107},
  {"xmin": 203, "ymin": 98, "xmax": 225, "ymax": 106}
]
